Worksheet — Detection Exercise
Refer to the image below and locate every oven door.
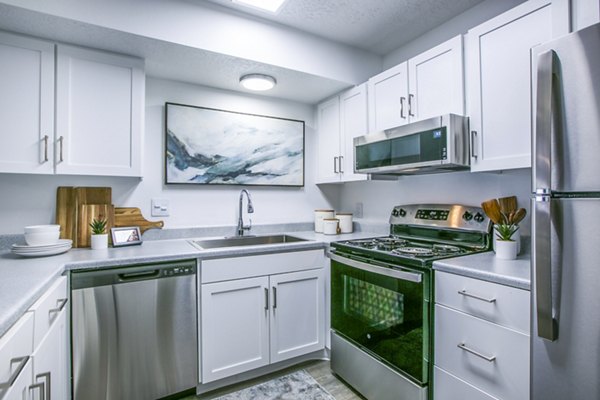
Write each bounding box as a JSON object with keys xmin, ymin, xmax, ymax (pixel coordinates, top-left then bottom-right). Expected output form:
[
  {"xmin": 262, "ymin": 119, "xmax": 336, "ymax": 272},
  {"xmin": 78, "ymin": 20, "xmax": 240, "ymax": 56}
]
[{"xmin": 330, "ymin": 252, "xmax": 430, "ymax": 385}]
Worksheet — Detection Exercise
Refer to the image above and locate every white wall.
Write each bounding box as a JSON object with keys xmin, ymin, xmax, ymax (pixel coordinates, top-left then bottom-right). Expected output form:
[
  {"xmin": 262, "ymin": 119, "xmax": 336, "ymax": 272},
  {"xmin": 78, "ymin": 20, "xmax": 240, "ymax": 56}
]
[
  {"xmin": 0, "ymin": 77, "xmax": 339, "ymax": 234},
  {"xmin": 338, "ymin": 169, "xmax": 532, "ymax": 235}
]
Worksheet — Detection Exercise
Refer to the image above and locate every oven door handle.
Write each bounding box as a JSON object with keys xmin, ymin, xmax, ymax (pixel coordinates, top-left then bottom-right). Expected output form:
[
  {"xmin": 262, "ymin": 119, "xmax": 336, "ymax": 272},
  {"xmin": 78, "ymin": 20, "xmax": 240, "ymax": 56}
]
[{"xmin": 328, "ymin": 252, "xmax": 423, "ymax": 283}]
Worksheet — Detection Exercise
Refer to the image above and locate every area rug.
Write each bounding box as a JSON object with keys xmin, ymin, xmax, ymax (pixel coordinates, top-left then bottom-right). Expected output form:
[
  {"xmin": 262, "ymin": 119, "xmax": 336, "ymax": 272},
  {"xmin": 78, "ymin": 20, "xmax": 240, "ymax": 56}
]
[{"xmin": 214, "ymin": 370, "xmax": 336, "ymax": 400}]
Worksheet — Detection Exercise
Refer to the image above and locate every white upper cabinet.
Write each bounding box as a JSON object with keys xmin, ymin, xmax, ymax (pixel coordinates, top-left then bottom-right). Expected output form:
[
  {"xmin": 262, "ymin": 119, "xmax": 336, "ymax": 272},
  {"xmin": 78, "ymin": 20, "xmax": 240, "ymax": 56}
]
[
  {"xmin": 316, "ymin": 83, "xmax": 368, "ymax": 184},
  {"xmin": 0, "ymin": 31, "xmax": 144, "ymax": 177},
  {"xmin": 0, "ymin": 32, "xmax": 55, "ymax": 174},
  {"xmin": 56, "ymin": 45, "xmax": 144, "ymax": 177},
  {"xmin": 467, "ymin": 0, "xmax": 568, "ymax": 172},
  {"xmin": 368, "ymin": 35, "xmax": 464, "ymax": 132}
]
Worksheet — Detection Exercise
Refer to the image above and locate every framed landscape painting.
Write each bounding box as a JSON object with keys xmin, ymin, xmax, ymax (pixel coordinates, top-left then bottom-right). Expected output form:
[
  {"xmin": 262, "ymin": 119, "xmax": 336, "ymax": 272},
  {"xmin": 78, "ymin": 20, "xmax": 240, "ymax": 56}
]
[{"xmin": 165, "ymin": 103, "xmax": 305, "ymax": 186}]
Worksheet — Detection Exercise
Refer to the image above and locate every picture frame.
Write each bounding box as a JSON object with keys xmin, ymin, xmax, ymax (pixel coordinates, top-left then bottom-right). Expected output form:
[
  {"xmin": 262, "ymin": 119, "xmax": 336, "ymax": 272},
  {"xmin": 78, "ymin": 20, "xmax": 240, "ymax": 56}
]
[
  {"xmin": 110, "ymin": 226, "xmax": 142, "ymax": 247},
  {"xmin": 165, "ymin": 102, "xmax": 305, "ymax": 186}
]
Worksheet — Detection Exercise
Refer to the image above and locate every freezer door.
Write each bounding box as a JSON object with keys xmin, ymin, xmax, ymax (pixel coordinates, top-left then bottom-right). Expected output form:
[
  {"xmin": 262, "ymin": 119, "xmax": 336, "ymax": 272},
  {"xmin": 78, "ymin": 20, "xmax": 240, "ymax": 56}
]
[
  {"xmin": 533, "ymin": 22, "xmax": 600, "ymax": 193},
  {"xmin": 531, "ymin": 198, "xmax": 600, "ymax": 399}
]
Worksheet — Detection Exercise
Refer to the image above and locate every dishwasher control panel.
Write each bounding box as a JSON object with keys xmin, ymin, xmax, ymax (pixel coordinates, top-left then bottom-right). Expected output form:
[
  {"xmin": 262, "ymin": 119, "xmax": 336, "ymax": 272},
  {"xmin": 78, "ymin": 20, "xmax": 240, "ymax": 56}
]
[{"xmin": 164, "ymin": 264, "xmax": 196, "ymax": 276}]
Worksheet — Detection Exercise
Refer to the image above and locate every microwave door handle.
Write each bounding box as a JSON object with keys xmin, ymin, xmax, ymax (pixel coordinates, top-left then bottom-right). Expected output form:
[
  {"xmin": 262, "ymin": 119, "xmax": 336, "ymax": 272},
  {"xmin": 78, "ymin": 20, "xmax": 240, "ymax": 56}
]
[{"xmin": 328, "ymin": 252, "xmax": 422, "ymax": 283}]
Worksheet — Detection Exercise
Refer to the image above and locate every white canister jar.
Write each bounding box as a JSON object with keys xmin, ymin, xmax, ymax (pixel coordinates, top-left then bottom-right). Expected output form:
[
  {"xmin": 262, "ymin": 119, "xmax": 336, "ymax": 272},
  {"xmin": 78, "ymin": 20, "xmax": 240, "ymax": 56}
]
[
  {"xmin": 314, "ymin": 209, "xmax": 335, "ymax": 233},
  {"xmin": 335, "ymin": 212, "xmax": 353, "ymax": 233},
  {"xmin": 322, "ymin": 218, "xmax": 340, "ymax": 235}
]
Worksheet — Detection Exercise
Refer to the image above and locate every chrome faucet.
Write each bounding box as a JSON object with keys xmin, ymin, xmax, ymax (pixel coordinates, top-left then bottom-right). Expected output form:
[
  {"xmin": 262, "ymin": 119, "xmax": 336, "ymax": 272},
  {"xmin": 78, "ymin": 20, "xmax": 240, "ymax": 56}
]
[{"xmin": 236, "ymin": 189, "xmax": 254, "ymax": 236}]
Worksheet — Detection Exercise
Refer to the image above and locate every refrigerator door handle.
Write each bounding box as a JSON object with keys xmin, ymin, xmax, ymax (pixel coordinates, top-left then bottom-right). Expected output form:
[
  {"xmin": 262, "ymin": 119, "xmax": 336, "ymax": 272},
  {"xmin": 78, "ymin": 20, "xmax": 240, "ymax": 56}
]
[
  {"xmin": 534, "ymin": 49, "xmax": 558, "ymax": 192},
  {"xmin": 534, "ymin": 195, "xmax": 558, "ymax": 341}
]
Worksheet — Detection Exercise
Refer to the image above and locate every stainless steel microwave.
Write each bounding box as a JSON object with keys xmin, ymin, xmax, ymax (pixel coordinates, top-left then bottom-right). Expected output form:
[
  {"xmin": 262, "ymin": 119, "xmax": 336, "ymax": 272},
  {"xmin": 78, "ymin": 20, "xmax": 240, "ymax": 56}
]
[{"xmin": 353, "ymin": 114, "xmax": 470, "ymax": 175}]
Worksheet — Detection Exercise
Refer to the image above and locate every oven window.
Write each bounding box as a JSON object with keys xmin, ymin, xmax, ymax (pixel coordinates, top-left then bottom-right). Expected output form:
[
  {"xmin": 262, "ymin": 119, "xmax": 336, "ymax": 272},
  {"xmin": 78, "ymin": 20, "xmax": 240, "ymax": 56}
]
[{"xmin": 331, "ymin": 259, "xmax": 429, "ymax": 385}]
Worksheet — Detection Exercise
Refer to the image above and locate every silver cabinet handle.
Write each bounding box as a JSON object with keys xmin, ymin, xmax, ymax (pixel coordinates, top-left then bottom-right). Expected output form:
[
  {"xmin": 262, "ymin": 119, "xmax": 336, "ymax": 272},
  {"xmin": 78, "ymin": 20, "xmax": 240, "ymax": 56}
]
[
  {"xmin": 534, "ymin": 49, "xmax": 559, "ymax": 342},
  {"xmin": 264, "ymin": 287, "xmax": 269, "ymax": 310},
  {"xmin": 0, "ymin": 356, "xmax": 30, "ymax": 390},
  {"xmin": 328, "ymin": 252, "xmax": 422, "ymax": 283},
  {"xmin": 400, "ymin": 97, "xmax": 406, "ymax": 119},
  {"xmin": 470, "ymin": 130, "xmax": 478, "ymax": 159},
  {"xmin": 272, "ymin": 286, "xmax": 277, "ymax": 309},
  {"xmin": 457, "ymin": 342, "xmax": 496, "ymax": 362},
  {"xmin": 458, "ymin": 289, "xmax": 496, "ymax": 303},
  {"xmin": 408, "ymin": 94, "xmax": 415, "ymax": 117},
  {"xmin": 58, "ymin": 136, "xmax": 64, "ymax": 162},
  {"xmin": 29, "ymin": 382, "xmax": 45, "ymax": 400},
  {"xmin": 333, "ymin": 156, "xmax": 338, "ymax": 173},
  {"xmin": 49, "ymin": 298, "xmax": 68, "ymax": 314},
  {"xmin": 36, "ymin": 372, "xmax": 51, "ymax": 400},
  {"xmin": 43, "ymin": 135, "xmax": 49, "ymax": 163},
  {"xmin": 338, "ymin": 156, "xmax": 344, "ymax": 174}
]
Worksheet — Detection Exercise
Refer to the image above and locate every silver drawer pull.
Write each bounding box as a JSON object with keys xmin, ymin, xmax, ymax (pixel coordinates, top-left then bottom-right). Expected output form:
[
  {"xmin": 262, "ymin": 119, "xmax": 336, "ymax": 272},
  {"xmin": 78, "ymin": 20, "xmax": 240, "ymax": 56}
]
[
  {"xmin": 29, "ymin": 381, "xmax": 45, "ymax": 400},
  {"xmin": 49, "ymin": 298, "xmax": 68, "ymax": 314},
  {"xmin": 0, "ymin": 355, "xmax": 30, "ymax": 389},
  {"xmin": 457, "ymin": 342, "xmax": 496, "ymax": 362},
  {"xmin": 36, "ymin": 372, "xmax": 51, "ymax": 400},
  {"xmin": 458, "ymin": 289, "xmax": 496, "ymax": 303}
]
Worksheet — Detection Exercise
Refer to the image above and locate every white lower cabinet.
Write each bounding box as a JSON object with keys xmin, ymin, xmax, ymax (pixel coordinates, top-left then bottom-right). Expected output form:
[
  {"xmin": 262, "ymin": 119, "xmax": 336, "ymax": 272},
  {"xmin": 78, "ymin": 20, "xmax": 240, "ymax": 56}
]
[
  {"xmin": 200, "ymin": 250, "xmax": 325, "ymax": 384},
  {"xmin": 434, "ymin": 271, "xmax": 530, "ymax": 400},
  {"xmin": 0, "ymin": 313, "xmax": 34, "ymax": 400}
]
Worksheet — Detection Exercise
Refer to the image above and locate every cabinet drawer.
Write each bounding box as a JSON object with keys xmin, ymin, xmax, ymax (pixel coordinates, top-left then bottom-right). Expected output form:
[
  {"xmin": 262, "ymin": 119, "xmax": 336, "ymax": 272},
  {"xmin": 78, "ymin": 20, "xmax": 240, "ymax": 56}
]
[
  {"xmin": 434, "ymin": 367, "xmax": 498, "ymax": 400},
  {"xmin": 435, "ymin": 271, "xmax": 529, "ymax": 333},
  {"xmin": 201, "ymin": 249, "xmax": 324, "ymax": 283},
  {"xmin": 28, "ymin": 277, "xmax": 68, "ymax": 350},
  {"xmin": 0, "ymin": 312, "xmax": 33, "ymax": 394},
  {"xmin": 434, "ymin": 305, "xmax": 529, "ymax": 400}
]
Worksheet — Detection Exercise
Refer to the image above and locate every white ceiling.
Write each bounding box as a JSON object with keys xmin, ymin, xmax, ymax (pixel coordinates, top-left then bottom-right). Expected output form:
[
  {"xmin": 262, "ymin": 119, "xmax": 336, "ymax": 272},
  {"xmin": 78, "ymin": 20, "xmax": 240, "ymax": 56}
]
[{"xmin": 203, "ymin": 0, "xmax": 486, "ymax": 55}]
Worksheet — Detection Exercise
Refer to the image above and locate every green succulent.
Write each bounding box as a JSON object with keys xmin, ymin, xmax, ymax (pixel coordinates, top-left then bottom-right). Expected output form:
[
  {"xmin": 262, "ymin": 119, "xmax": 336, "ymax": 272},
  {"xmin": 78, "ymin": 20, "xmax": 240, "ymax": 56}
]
[
  {"xmin": 495, "ymin": 223, "xmax": 518, "ymax": 241},
  {"xmin": 89, "ymin": 218, "xmax": 108, "ymax": 235}
]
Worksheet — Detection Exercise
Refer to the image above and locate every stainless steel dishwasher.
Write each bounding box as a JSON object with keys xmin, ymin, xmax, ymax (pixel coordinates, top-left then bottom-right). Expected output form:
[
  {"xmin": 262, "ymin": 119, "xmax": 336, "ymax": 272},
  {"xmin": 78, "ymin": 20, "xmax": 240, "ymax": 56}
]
[{"xmin": 71, "ymin": 259, "xmax": 197, "ymax": 400}]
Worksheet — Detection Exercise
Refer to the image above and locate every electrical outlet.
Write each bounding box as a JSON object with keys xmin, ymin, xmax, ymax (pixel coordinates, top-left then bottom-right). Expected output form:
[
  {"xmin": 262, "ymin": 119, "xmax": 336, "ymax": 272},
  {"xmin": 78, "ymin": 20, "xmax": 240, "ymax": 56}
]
[
  {"xmin": 354, "ymin": 202, "xmax": 363, "ymax": 218},
  {"xmin": 151, "ymin": 198, "xmax": 170, "ymax": 217}
]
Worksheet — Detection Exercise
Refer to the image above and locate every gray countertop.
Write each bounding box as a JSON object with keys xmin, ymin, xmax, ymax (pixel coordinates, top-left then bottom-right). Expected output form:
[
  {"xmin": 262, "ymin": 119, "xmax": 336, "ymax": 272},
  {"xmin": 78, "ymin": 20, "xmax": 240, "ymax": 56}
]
[
  {"xmin": 433, "ymin": 249, "xmax": 531, "ymax": 290},
  {"xmin": 0, "ymin": 230, "xmax": 377, "ymax": 338}
]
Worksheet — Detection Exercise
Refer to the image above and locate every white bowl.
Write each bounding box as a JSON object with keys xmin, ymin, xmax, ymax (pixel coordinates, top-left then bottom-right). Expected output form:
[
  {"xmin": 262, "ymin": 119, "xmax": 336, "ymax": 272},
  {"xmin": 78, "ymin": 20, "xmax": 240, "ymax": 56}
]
[
  {"xmin": 24, "ymin": 231, "xmax": 60, "ymax": 246},
  {"xmin": 24, "ymin": 224, "xmax": 61, "ymax": 234}
]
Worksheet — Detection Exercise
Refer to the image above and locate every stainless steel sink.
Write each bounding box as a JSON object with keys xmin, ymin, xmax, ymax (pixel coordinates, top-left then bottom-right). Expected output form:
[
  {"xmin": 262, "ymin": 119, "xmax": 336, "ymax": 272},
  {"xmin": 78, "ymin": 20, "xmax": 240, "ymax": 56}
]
[{"xmin": 189, "ymin": 234, "xmax": 309, "ymax": 250}]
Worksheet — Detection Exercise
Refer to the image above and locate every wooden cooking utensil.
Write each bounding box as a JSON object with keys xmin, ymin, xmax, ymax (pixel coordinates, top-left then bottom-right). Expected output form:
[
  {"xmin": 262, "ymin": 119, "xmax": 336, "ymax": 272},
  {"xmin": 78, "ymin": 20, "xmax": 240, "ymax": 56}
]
[
  {"xmin": 511, "ymin": 208, "xmax": 527, "ymax": 225},
  {"xmin": 498, "ymin": 196, "xmax": 518, "ymax": 215},
  {"xmin": 481, "ymin": 198, "xmax": 505, "ymax": 225}
]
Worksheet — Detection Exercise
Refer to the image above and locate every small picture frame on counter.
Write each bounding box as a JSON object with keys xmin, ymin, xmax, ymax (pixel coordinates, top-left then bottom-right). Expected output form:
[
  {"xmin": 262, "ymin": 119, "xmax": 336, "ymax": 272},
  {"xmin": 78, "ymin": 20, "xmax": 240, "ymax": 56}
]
[{"xmin": 110, "ymin": 226, "xmax": 142, "ymax": 247}]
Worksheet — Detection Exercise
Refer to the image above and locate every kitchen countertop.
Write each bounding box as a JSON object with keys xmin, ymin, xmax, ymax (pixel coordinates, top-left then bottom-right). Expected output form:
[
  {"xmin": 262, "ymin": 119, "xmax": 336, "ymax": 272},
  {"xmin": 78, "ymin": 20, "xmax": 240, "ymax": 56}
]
[
  {"xmin": 0, "ymin": 230, "xmax": 377, "ymax": 338},
  {"xmin": 433, "ymin": 248, "xmax": 531, "ymax": 290}
]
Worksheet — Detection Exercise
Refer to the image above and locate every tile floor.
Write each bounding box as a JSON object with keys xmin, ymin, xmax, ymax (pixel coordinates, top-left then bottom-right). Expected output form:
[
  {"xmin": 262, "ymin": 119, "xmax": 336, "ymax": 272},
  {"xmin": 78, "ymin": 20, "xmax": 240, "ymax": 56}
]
[{"xmin": 182, "ymin": 360, "xmax": 364, "ymax": 400}]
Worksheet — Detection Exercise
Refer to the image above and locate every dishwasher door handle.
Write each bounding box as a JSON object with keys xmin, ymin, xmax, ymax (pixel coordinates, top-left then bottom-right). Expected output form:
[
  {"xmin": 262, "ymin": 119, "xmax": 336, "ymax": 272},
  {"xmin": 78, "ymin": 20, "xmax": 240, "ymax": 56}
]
[{"xmin": 118, "ymin": 270, "xmax": 161, "ymax": 281}]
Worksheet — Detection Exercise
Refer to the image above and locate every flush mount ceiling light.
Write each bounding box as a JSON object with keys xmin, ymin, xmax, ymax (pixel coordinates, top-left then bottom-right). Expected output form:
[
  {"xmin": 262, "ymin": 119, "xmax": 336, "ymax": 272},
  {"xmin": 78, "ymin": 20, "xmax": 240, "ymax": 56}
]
[
  {"xmin": 239, "ymin": 74, "xmax": 277, "ymax": 91},
  {"xmin": 232, "ymin": 0, "xmax": 288, "ymax": 13}
]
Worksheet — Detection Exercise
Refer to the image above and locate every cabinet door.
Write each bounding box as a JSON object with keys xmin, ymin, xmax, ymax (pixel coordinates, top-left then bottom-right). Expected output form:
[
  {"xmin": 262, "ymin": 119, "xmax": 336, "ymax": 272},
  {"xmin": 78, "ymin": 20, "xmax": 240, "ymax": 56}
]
[
  {"xmin": 467, "ymin": 0, "xmax": 566, "ymax": 172},
  {"xmin": 0, "ymin": 32, "xmax": 54, "ymax": 174},
  {"xmin": 31, "ymin": 308, "xmax": 69, "ymax": 400},
  {"xmin": 339, "ymin": 84, "xmax": 368, "ymax": 183},
  {"xmin": 368, "ymin": 62, "xmax": 409, "ymax": 132},
  {"xmin": 201, "ymin": 277, "xmax": 270, "ymax": 383},
  {"xmin": 270, "ymin": 269, "xmax": 325, "ymax": 363},
  {"xmin": 408, "ymin": 35, "xmax": 464, "ymax": 122},
  {"xmin": 316, "ymin": 96, "xmax": 341, "ymax": 183},
  {"xmin": 55, "ymin": 45, "xmax": 144, "ymax": 177},
  {"xmin": 3, "ymin": 359, "xmax": 32, "ymax": 400}
]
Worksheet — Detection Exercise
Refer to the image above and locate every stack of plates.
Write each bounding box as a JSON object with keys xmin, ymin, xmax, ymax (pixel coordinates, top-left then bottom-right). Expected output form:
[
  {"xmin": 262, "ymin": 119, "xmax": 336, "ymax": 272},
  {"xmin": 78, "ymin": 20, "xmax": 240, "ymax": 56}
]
[{"xmin": 11, "ymin": 239, "xmax": 73, "ymax": 257}]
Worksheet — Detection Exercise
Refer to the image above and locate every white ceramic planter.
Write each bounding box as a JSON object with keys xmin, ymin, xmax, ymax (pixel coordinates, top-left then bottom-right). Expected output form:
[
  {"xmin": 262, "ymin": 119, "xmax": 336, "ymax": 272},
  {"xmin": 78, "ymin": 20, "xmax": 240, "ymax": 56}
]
[
  {"xmin": 91, "ymin": 234, "xmax": 108, "ymax": 250},
  {"xmin": 495, "ymin": 240, "xmax": 518, "ymax": 260},
  {"xmin": 493, "ymin": 225, "xmax": 521, "ymax": 254}
]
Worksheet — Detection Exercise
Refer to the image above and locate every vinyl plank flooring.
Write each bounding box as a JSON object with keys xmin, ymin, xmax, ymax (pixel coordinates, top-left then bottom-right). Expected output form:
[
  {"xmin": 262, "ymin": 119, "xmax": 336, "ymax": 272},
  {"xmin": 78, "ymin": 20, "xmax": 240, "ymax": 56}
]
[{"xmin": 180, "ymin": 359, "xmax": 364, "ymax": 400}]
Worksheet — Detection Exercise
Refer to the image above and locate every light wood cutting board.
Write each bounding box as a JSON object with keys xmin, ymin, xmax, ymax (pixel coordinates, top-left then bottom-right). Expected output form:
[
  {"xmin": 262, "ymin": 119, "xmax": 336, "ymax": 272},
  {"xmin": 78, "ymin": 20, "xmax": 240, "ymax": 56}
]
[
  {"xmin": 114, "ymin": 207, "xmax": 164, "ymax": 234},
  {"xmin": 77, "ymin": 204, "xmax": 115, "ymax": 248}
]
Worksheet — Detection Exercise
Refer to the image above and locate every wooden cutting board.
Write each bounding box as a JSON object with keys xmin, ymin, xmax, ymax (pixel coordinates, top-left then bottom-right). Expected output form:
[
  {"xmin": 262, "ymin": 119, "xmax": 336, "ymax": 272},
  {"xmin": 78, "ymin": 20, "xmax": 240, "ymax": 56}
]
[
  {"xmin": 56, "ymin": 187, "xmax": 112, "ymax": 247},
  {"xmin": 77, "ymin": 204, "xmax": 115, "ymax": 248},
  {"xmin": 114, "ymin": 207, "xmax": 164, "ymax": 234}
]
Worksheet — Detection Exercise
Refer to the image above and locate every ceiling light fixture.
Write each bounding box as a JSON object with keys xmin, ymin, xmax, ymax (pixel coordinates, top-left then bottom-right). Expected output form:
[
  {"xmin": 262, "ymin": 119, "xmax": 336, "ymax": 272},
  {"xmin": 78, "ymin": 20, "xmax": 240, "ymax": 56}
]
[
  {"xmin": 240, "ymin": 74, "xmax": 277, "ymax": 91},
  {"xmin": 232, "ymin": 0, "xmax": 287, "ymax": 13}
]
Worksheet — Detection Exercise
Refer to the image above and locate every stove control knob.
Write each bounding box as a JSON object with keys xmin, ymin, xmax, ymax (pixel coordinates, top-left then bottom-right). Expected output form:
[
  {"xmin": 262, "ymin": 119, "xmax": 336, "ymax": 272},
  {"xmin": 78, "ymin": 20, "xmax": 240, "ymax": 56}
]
[
  {"xmin": 474, "ymin": 212, "xmax": 485, "ymax": 223},
  {"xmin": 462, "ymin": 211, "xmax": 473, "ymax": 221},
  {"xmin": 399, "ymin": 208, "xmax": 407, "ymax": 217}
]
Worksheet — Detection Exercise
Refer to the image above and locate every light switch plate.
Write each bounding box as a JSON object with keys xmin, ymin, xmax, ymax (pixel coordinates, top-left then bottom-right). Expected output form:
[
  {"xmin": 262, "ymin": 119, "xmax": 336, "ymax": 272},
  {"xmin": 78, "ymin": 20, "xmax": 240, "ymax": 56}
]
[{"xmin": 151, "ymin": 198, "xmax": 170, "ymax": 217}]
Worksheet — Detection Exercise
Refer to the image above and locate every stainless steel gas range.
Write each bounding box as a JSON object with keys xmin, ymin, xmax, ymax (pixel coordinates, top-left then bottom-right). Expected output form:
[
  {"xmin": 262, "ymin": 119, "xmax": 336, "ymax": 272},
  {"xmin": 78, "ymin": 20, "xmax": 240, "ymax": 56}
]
[{"xmin": 329, "ymin": 204, "xmax": 492, "ymax": 400}]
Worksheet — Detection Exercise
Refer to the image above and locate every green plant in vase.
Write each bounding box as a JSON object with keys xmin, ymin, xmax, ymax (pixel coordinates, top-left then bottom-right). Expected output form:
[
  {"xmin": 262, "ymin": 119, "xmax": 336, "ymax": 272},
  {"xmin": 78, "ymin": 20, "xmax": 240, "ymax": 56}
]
[
  {"xmin": 494, "ymin": 222, "xmax": 519, "ymax": 260},
  {"xmin": 89, "ymin": 218, "xmax": 107, "ymax": 235},
  {"xmin": 494, "ymin": 223, "xmax": 518, "ymax": 241},
  {"xmin": 90, "ymin": 217, "xmax": 108, "ymax": 249}
]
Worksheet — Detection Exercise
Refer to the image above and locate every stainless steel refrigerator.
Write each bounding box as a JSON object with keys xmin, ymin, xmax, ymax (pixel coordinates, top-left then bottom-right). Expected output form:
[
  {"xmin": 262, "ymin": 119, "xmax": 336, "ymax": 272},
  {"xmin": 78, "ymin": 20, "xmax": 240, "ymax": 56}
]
[{"xmin": 531, "ymin": 22, "xmax": 600, "ymax": 399}]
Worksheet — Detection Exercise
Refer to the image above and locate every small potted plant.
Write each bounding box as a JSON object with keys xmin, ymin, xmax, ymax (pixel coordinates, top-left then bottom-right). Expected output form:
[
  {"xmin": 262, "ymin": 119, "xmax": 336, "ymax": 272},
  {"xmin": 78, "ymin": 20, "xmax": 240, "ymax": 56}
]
[
  {"xmin": 90, "ymin": 218, "xmax": 108, "ymax": 250},
  {"xmin": 494, "ymin": 223, "xmax": 519, "ymax": 260}
]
